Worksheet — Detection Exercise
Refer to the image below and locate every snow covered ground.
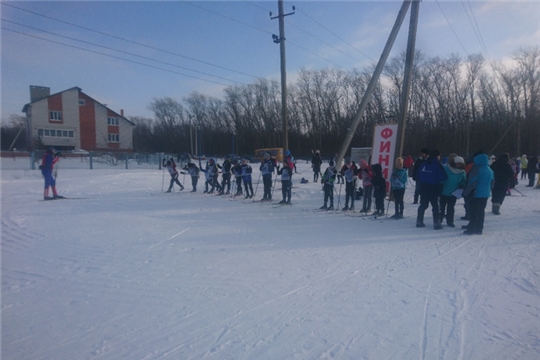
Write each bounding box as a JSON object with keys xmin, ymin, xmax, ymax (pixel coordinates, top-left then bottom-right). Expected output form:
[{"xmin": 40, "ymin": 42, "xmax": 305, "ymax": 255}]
[{"xmin": 2, "ymin": 157, "xmax": 540, "ymax": 359}]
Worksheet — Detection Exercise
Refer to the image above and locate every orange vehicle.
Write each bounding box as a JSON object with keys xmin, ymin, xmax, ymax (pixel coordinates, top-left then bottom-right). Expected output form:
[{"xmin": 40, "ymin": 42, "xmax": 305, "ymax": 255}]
[{"xmin": 254, "ymin": 148, "xmax": 283, "ymax": 163}]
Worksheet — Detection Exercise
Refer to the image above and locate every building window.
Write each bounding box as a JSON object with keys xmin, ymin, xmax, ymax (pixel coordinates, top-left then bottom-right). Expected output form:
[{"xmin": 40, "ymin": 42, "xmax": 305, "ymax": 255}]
[
  {"xmin": 50, "ymin": 111, "xmax": 62, "ymax": 121},
  {"xmin": 37, "ymin": 129, "xmax": 74, "ymax": 138},
  {"xmin": 107, "ymin": 117, "xmax": 119, "ymax": 126},
  {"xmin": 108, "ymin": 133, "xmax": 119, "ymax": 142},
  {"xmin": 78, "ymin": 99, "xmax": 85, "ymax": 106}
]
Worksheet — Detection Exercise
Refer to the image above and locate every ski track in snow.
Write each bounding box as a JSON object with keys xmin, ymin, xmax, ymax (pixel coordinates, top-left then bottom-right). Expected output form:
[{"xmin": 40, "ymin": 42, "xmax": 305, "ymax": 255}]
[{"xmin": 2, "ymin": 159, "xmax": 540, "ymax": 359}]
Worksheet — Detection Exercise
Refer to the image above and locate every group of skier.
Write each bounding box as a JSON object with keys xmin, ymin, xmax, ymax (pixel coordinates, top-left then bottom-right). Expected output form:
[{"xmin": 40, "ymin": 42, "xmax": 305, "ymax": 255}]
[{"xmin": 41, "ymin": 146, "xmax": 539, "ymax": 236}]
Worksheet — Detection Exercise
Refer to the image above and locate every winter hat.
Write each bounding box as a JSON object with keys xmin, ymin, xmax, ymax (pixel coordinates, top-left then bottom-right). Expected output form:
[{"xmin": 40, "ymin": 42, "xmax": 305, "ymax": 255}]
[
  {"xmin": 421, "ymin": 148, "xmax": 429, "ymax": 155},
  {"xmin": 264, "ymin": 153, "xmax": 270, "ymax": 160},
  {"xmin": 395, "ymin": 157, "xmax": 403, "ymax": 167},
  {"xmin": 286, "ymin": 150, "xmax": 291, "ymax": 156},
  {"xmin": 329, "ymin": 160, "xmax": 335, "ymax": 167},
  {"xmin": 453, "ymin": 156, "xmax": 465, "ymax": 165}
]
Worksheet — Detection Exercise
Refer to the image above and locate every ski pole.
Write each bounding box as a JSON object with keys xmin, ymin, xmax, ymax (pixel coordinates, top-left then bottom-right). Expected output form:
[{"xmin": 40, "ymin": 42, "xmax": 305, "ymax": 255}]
[
  {"xmin": 252, "ymin": 171, "xmax": 262, "ymax": 201},
  {"xmin": 336, "ymin": 181, "xmax": 343, "ymax": 211},
  {"xmin": 161, "ymin": 157, "xmax": 165, "ymax": 192},
  {"xmin": 271, "ymin": 170, "xmax": 278, "ymax": 198}
]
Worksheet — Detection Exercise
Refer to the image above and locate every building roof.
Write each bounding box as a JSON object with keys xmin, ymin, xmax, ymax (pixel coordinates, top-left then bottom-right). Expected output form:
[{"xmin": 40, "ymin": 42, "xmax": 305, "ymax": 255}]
[{"xmin": 22, "ymin": 86, "xmax": 135, "ymax": 126}]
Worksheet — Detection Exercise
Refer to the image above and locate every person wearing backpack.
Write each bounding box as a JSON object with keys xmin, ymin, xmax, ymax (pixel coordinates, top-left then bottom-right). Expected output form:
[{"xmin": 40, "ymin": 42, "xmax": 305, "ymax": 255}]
[{"xmin": 416, "ymin": 149, "xmax": 448, "ymax": 229}]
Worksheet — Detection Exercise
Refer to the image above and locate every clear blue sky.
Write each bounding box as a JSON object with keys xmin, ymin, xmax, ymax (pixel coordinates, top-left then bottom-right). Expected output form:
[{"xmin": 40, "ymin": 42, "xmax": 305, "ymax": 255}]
[{"xmin": 2, "ymin": 1, "xmax": 539, "ymax": 121}]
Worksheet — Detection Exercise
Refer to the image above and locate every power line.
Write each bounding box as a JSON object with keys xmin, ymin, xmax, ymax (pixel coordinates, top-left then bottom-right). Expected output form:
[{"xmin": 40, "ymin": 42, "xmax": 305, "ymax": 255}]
[
  {"xmin": 288, "ymin": 2, "xmax": 376, "ymax": 63},
  {"xmin": 435, "ymin": 0, "xmax": 470, "ymax": 58},
  {"xmin": 465, "ymin": 0, "xmax": 491, "ymax": 60},
  {"xmin": 3, "ymin": 19, "xmax": 245, "ymax": 85},
  {"xmin": 2, "ymin": 27, "xmax": 235, "ymax": 87},
  {"xmin": 1, "ymin": 2, "xmax": 260, "ymax": 80}
]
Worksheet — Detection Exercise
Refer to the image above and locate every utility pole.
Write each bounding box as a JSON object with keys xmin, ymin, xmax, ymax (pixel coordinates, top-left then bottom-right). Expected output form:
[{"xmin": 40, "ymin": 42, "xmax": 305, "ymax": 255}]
[
  {"xmin": 394, "ymin": 0, "xmax": 420, "ymax": 163},
  {"xmin": 335, "ymin": 0, "xmax": 412, "ymax": 168},
  {"xmin": 270, "ymin": 0, "xmax": 295, "ymax": 153}
]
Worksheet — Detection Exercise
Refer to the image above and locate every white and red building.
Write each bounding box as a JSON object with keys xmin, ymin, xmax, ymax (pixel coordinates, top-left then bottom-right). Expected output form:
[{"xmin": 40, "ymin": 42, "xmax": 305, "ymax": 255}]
[{"xmin": 22, "ymin": 86, "xmax": 134, "ymax": 152}]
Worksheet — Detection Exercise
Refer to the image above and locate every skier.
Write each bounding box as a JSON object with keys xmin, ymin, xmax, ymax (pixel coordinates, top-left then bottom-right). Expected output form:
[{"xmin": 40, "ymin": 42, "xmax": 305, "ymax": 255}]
[
  {"xmin": 320, "ymin": 160, "xmax": 337, "ymax": 210},
  {"xmin": 183, "ymin": 162, "xmax": 200, "ymax": 192},
  {"xmin": 241, "ymin": 158, "xmax": 254, "ymax": 199},
  {"xmin": 232, "ymin": 159, "xmax": 243, "ymax": 196},
  {"xmin": 40, "ymin": 147, "xmax": 64, "ymax": 200},
  {"xmin": 217, "ymin": 156, "xmax": 232, "ymax": 195},
  {"xmin": 412, "ymin": 148, "xmax": 429, "ymax": 204},
  {"xmin": 340, "ymin": 157, "xmax": 358, "ymax": 211},
  {"xmin": 202, "ymin": 158, "xmax": 221, "ymax": 194},
  {"xmin": 284, "ymin": 150, "xmax": 296, "ymax": 173},
  {"xmin": 358, "ymin": 159, "xmax": 373, "ymax": 213},
  {"xmin": 390, "ymin": 157, "xmax": 408, "ymax": 219},
  {"xmin": 311, "ymin": 150, "xmax": 323, "ymax": 183},
  {"xmin": 371, "ymin": 163, "xmax": 387, "ymax": 217},
  {"xmin": 277, "ymin": 160, "xmax": 293, "ymax": 204},
  {"xmin": 259, "ymin": 153, "xmax": 275, "ymax": 201},
  {"xmin": 162, "ymin": 158, "xmax": 184, "ymax": 193}
]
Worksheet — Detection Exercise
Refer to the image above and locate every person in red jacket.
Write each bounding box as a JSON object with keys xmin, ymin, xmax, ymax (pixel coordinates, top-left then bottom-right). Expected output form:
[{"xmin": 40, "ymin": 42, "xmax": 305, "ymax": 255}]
[{"xmin": 40, "ymin": 147, "xmax": 63, "ymax": 200}]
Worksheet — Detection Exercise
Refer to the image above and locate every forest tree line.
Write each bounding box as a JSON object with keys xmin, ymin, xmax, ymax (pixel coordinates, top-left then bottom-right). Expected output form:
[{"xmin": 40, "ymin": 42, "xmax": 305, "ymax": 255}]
[{"xmin": 3, "ymin": 47, "xmax": 539, "ymax": 160}]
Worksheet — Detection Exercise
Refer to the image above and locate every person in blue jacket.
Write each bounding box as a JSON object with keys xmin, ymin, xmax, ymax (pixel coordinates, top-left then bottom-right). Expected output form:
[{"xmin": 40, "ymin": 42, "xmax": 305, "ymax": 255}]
[
  {"xmin": 440, "ymin": 155, "xmax": 466, "ymax": 227},
  {"xmin": 416, "ymin": 149, "xmax": 448, "ymax": 229},
  {"xmin": 40, "ymin": 147, "xmax": 64, "ymax": 200},
  {"xmin": 390, "ymin": 157, "xmax": 408, "ymax": 219},
  {"xmin": 462, "ymin": 153, "xmax": 494, "ymax": 235}
]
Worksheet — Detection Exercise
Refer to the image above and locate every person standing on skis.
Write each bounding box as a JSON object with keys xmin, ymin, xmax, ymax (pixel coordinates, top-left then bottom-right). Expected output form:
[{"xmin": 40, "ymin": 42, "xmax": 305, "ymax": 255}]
[
  {"xmin": 40, "ymin": 147, "xmax": 64, "ymax": 200},
  {"xmin": 163, "ymin": 158, "xmax": 184, "ymax": 193}
]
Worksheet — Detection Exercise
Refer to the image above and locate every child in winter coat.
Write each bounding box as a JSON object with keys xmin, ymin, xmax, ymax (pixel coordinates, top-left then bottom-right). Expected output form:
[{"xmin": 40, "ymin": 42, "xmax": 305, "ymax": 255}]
[
  {"xmin": 217, "ymin": 156, "xmax": 232, "ymax": 195},
  {"xmin": 390, "ymin": 157, "xmax": 408, "ymax": 219},
  {"xmin": 163, "ymin": 158, "xmax": 184, "ymax": 193},
  {"xmin": 241, "ymin": 159, "xmax": 254, "ymax": 199},
  {"xmin": 320, "ymin": 161, "xmax": 337, "ymax": 210},
  {"xmin": 371, "ymin": 163, "xmax": 387, "ymax": 216},
  {"xmin": 340, "ymin": 157, "xmax": 358, "ymax": 211},
  {"xmin": 358, "ymin": 159, "xmax": 373, "ymax": 213},
  {"xmin": 183, "ymin": 162, "xmax": 200, "ymax": 192},
  {"xmin": 277, "ymin": 161, "xmax": 293, "ymax": 204},
  {"xmin": 440, "ymin": 155, "xmax": 466, "ymax": 227}
]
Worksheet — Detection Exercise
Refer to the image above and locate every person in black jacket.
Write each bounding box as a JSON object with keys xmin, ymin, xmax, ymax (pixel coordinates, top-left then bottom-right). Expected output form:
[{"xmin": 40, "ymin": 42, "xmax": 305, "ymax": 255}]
[
  {"xmin": 490, "ymin": 153, "xmax": 514, "ymax": 214},
  {"xmin": 217, "ymin": 156, "xmax": 232, "ymax": 195},
  {"xmin": 371, "ymin": 163, "xmax": 387, "ymax": 216},
  {"xmin": 412, "ymin": 148, "xmax": 429, "ymax": 204},
  {"xmin": 311, "ymin": 150, "xmax": 323, "ymax": 183}
]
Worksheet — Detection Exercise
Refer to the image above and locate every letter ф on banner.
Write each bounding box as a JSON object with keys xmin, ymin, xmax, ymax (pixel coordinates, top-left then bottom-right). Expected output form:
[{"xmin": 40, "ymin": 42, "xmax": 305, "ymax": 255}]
[{"xmin": 371, "ymin": 124, "xmax": 398, "ymax": 192}]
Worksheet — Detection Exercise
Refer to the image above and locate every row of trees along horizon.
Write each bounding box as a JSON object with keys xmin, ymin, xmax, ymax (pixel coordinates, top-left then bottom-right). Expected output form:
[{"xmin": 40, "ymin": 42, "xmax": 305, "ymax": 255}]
[{"xmin": 2, "ymin": 47, "xmax": 539, "ymax": 160}]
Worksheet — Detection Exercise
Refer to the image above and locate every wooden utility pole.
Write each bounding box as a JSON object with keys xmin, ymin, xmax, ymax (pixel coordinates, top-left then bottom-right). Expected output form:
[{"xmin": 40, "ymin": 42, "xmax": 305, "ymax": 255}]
[
  {"xmin": 394, "ymin": 0, "xmax": 420, "ymax": 163},
  {"xmin": 335, "ymin": 0, "xmax": 412, "ymax": 168},
  {"xmin": 271, "ymin": 0, "xmax": 295, "ymax": 154}
]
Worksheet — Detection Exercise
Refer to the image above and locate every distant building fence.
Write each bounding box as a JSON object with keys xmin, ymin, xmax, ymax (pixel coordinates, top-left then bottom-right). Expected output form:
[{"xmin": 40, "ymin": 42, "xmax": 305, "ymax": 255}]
[{"xmin": 0, "ymin": 151, "xmax": 188, "ymax": 171}]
